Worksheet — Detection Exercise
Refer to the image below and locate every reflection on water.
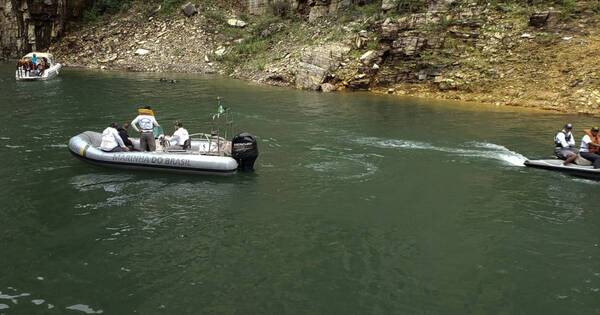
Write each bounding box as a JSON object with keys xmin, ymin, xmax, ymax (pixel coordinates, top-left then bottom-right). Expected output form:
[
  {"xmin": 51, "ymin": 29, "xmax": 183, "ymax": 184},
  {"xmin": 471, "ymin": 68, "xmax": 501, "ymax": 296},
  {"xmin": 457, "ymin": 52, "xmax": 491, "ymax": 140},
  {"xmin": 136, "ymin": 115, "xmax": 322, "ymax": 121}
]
[{"xmin": 1, "ymin": 64, "xmax": 599, "ymax": 314}]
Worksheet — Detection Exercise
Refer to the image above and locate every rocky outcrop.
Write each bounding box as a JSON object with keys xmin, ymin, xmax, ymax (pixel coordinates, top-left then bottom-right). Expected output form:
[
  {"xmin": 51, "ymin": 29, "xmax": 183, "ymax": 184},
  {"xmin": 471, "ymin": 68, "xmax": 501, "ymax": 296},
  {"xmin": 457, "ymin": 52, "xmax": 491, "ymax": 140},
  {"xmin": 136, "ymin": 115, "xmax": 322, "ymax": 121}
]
[
  {"xmin": 181, "ymin": 2, "xmax": 197, "ymax": 17},
  {"xmin": 296, "ymin": 44, "xmax": 350, "ymax": 90}
]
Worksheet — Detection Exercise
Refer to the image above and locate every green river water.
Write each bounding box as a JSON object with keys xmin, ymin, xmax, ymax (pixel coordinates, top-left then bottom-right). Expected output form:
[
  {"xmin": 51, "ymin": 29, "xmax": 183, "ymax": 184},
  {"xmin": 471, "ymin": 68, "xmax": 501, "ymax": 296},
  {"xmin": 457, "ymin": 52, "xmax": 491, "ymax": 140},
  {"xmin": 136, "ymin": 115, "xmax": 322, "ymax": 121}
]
[{"xmin": 0, "ymin": 64, "xmax": 599, "ymax": 314}]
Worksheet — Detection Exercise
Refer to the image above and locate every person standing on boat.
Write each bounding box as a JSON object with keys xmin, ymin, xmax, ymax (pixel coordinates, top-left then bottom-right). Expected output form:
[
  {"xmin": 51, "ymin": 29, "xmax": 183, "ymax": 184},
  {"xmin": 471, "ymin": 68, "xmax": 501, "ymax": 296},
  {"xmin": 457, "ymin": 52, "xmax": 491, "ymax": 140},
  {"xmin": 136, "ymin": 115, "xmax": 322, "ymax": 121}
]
[
  {"xmin": 100, "ymin": 123, "xmax": 129, "ymax": 152},
  {"xmin": 579, "ymin": 126, "xmax": 600, "ymax": 168},
  {"xmin": 167, "ymin": 120, "xmax": 190, "ymax": 149},
  {"xmin": 30, "ymin": 54, "xmax": 39, "ymax": 76},
  {"xmin": 554, "ymin": 123, "xmax": 577, "ymax": 165},
  {"xmin": 131, "ymin": 106, "xmax": 160, "ymax": 152},
  {"xmin": 118, "ymin": 122, "xmax": 134, "ymax": 151}
]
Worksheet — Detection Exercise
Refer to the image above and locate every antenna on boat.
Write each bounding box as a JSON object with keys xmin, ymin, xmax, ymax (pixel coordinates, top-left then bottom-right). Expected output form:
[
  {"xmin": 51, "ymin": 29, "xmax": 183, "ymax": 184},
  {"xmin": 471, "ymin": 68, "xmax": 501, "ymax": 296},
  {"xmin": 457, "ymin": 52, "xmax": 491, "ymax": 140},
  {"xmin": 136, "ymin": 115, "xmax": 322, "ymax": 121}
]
[{"xmin": 210, "ymin": 96, "xmax": 234, "ymax": 141}]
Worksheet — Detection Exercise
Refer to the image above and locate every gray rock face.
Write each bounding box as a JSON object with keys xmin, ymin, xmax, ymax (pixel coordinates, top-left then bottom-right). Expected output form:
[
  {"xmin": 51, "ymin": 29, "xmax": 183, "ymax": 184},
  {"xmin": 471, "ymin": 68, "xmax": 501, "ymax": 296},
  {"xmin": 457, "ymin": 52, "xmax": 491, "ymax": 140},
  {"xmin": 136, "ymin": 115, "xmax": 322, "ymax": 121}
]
[
  {"xmin": 308, "ymin": 5, "xmax": 329, "ymax": 22},
  {"xmin": 321, "ymin": 82, "xmax": 336, "ymax": 92},
  {"xmin": 392, "ymin": 36, "xmax": 427, "ymax": 56},
  {"xmin": 247, "ymin": 0, "xmax": 268, "ymax": 14},
  {"xmin": 296, "ymin": 44, "xmax": 350, "ymax": 90},
  {"xmin": 0, "ymin": 0, "xmax": 76, "ymax": 60},
  {"xmin": 381, "ymin": 0, "xmax": 397, "ymax": 11},
  {"xmin": 181, "ymin": 2, "xmax": 198, "ymax": 17},
  {"xmin": 529, "ymin": 11, "xmax": 560, "ymax": 28}
]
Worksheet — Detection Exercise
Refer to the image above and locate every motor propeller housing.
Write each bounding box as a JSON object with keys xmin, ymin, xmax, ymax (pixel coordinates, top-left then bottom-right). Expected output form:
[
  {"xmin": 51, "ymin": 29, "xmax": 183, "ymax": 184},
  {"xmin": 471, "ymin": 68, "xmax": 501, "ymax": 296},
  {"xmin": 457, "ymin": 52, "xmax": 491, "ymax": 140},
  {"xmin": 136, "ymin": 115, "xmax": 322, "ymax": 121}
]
[{"xmin": 231, "ymin": 132, "xmax": 259, "ymax": 171}]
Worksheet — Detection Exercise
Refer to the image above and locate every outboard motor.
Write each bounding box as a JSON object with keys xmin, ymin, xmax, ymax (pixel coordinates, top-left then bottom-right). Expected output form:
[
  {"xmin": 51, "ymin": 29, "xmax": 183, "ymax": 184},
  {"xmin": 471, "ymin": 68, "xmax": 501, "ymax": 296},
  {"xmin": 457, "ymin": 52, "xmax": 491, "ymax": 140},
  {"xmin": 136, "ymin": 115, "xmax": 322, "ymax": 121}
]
[{"xmin": 231, "ymin": 132, "xmax": 259, "ymax": 171}]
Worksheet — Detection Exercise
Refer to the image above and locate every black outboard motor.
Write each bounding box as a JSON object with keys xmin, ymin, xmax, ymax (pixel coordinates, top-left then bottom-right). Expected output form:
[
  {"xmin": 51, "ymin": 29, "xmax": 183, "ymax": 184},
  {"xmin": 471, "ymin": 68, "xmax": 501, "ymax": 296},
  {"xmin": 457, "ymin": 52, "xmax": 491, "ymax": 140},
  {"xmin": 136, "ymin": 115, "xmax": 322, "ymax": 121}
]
[{"xmin": 231, "ymin": 132, "xmax": 259, "ymax": 171}]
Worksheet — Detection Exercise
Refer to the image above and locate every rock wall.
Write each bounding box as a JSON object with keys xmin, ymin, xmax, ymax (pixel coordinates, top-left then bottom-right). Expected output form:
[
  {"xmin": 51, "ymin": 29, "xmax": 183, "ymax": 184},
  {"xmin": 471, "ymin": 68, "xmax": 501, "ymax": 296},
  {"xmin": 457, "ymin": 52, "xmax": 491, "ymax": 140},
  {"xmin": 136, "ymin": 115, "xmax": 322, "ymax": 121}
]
[
  {"xmin": 247, "ymin": 0, "xmax": 373, "ymax": 19},
  {"xmin": 0, "ymin": 0, "xmax": 80, "ymax": 60}
]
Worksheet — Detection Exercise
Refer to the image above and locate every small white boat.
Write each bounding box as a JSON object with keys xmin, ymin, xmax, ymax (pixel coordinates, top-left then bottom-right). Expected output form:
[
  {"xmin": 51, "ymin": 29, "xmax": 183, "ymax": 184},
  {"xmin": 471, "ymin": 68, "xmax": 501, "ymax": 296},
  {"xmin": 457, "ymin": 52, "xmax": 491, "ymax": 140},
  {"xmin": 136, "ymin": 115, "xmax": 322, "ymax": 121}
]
[
  {"xmin": 15, "ymin": 52, "xmax": 62, "ymax": 81},
  {"xmin": 68, "ymin": 131, "xmax": 258, "ymax": 175}
]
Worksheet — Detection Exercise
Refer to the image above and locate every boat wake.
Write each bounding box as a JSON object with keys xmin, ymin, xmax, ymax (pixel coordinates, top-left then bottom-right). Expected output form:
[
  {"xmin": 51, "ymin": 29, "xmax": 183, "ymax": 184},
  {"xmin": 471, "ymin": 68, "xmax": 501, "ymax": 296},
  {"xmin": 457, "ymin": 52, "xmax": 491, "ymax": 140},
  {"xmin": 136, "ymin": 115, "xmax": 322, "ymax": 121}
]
[{"xmin": 354, "ymin": 137, "xmax": 527, "ymax": 166}]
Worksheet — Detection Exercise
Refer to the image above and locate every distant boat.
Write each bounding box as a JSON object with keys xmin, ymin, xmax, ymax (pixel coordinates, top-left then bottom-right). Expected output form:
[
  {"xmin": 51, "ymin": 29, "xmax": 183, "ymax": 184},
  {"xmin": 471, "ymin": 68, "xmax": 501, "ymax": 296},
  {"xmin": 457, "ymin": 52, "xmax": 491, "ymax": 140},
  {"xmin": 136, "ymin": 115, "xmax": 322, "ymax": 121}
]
[{"xmin": 15, "ymin": 52, "xmax": 62, "ymax": 81}]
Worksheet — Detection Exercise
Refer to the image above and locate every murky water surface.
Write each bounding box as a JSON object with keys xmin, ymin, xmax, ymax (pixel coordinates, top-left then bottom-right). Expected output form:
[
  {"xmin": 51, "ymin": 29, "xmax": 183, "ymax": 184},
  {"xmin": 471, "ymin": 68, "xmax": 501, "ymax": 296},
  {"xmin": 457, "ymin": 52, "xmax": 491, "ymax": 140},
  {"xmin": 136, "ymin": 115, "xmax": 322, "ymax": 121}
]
[{"xmin": 0, "ymin": 64, "xmax": 599, "ymax": 314}]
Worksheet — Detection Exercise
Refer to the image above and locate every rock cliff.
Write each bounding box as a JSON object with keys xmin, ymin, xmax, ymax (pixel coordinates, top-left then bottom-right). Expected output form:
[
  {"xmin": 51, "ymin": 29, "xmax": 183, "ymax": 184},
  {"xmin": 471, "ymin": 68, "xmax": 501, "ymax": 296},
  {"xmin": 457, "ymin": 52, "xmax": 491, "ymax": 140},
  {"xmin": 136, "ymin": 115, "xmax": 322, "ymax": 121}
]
[
  {"xmin": 0, "ymin": 0, "xmax": 87, "ymax": 59},
  {"xmin": 15, "ymin": 0, "xmax": 600, "ymax": 113}
]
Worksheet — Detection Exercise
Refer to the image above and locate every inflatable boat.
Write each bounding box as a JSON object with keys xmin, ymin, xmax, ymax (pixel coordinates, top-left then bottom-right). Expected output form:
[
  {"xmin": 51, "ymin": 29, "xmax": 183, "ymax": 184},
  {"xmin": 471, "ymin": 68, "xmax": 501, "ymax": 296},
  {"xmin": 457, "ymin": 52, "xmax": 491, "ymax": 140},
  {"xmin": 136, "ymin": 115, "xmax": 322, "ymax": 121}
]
[
  {"xmin": 15, "ymin": 52, "xmax": 62, "ymax": 81},
  {"xmin": 524, "ymin": 158, "xmax": 600, "ymax": 180},
  {"xmin": 68, "ymin": 131, "xmax": 258, "ymax": 175}
]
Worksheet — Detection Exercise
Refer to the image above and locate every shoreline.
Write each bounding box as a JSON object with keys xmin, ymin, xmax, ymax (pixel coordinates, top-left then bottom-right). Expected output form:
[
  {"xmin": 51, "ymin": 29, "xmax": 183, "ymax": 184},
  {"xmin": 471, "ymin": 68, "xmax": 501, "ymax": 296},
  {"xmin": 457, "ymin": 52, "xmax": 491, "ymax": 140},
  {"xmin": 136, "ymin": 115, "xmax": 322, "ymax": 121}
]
[{"xmin": 53, "ymin": 62, "xmax": 597, "ymax": 117}]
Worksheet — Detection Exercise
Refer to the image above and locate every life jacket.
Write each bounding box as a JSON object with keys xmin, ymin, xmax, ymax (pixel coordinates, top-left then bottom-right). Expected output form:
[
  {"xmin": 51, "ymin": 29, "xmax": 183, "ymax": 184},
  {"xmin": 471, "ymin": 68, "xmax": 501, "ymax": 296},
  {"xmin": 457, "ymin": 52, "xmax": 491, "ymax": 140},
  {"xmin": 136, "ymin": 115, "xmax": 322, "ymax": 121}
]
[
  {"xmin": 554, "ymin": 130, "xmax": 572, "ymax": 147},
  {"xmin": 137, "ymin": 108, "xmax": 154, "ymax": 116},
  {"xmin": 584, "ymin": 130, "xmax": 600, "ymax": 153}
]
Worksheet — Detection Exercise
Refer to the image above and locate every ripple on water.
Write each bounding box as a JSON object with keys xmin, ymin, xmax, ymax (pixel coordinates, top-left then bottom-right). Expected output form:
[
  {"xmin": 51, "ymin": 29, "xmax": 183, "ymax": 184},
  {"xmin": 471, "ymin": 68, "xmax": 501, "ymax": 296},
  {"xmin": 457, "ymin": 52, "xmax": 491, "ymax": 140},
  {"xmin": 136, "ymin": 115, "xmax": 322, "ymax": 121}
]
[
  {"xmin": 0, "ymin": 291, "xmax": 31, "ymax": 303},
  {"xmin": 70, "ymin": 174, "xmax": 134, "ymax": 192},
  {"xmin": 5, "ymin": 144, "xmax": 24, "ymax": 149},
  {"xmin": 305, "ymin": 153, "xmax": 378, "ymax": 181},
  {"xmin": 66, "ymin": 304, "xmax": 104, "ymax": 314},
  {"xmin": 46, "ymin": 143, "xmax": 68, "ymax": 148}
]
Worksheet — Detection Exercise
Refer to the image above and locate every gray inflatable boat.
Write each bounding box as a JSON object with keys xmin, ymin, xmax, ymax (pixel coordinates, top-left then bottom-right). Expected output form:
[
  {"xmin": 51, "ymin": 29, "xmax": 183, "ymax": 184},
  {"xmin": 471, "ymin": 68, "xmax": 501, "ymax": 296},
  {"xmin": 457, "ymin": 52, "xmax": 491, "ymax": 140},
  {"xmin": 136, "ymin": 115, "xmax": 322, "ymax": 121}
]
[
  {"xmin": 68, "ymin": 131, "xmax": 258, "ymax": 175},
  {"xmin": 524, "ymin": 158, "xmax": 600, "ymax": 179}
]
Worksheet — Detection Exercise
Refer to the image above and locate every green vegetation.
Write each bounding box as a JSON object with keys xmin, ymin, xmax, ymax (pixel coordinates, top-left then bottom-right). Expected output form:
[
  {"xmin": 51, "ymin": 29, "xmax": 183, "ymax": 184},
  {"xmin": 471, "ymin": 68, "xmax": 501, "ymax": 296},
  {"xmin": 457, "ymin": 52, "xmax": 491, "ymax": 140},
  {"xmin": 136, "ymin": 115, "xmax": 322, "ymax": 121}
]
[
  {"xmin": 82, "ymin": 0, "xmax": 132, "ymax": 22},
  {"xmin": 82, "ymin": 0, "xmax": 187, "ymax": 22}
]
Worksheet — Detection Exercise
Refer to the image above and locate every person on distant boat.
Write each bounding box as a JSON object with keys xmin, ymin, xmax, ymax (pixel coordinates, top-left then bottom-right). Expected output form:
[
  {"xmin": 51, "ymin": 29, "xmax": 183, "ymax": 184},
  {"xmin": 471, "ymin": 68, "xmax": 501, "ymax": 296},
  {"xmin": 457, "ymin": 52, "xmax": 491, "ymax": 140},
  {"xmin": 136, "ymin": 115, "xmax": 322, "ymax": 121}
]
[
  {"xmin": 167, "ymin": 120, "xmax": 190, "ymax": 149},
  {"xmin": 131, "ymin": 106, "xmax": 160, "ymax": 152},
  {"xmin": 31, "ymin": 54, "xmax": 38, "ymax": 66},
  {"xmin": 579, "ymin": 126, "xmax": 600, "ymax": 168},
  {"xmin": 554, "ymin": 123, "xmax": 577, "ymax": 165},
  {"xmin": 100, "ymin": 123, "xmax": 129, "ymax": 152},
  {"xmin": 118, "ymin": 122, "xmax": 134, "ymax": 151}
]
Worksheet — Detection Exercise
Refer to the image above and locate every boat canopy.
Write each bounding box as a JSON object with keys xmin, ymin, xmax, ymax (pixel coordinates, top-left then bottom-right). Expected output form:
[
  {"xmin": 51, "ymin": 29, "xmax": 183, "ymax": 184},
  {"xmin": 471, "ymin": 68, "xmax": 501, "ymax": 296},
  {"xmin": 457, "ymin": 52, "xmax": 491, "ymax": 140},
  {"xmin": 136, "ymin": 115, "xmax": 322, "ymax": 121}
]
[{"xmin": 22, "ymin": 52, "xmax": 54, "ymax": 61}]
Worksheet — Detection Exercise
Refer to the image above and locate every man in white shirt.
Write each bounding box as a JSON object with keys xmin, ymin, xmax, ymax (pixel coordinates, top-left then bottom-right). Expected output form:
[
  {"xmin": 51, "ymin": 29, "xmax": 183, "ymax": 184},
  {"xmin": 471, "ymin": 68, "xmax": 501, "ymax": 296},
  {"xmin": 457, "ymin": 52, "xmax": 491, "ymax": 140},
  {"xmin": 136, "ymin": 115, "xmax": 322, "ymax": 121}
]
[
  {"xmin": 131, "ymin": 106, "xmax": 160, "ymax": 152},
  {"xmin": 554, "ymin": 123, "xmax": 577, "ymax": 165},
  {"xmin": 579, "ymin": 126, "xmax": 600, "ymax": 168},
  {"xmin": 100, "ymin": 123, "xmax": 129, "ymax": 152},
  {"xmin": 168, "ymin": 121, "xmax": 190, "ymax": 148}
]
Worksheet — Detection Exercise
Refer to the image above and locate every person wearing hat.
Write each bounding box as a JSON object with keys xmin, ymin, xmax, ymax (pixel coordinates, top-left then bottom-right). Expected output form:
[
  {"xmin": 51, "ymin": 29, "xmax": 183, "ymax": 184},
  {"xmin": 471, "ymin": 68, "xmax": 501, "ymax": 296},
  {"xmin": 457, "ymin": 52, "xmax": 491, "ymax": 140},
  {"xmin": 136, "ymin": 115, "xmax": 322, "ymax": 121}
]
[
  {"xmin": 579, "ymin": 126, "xmax": 600, "ymax": 168},
  {"xmin": 100, "ymin": 122, "xmax": 129, "ymax": 152},
  {"xmin": 554, "ymin": 123, "xmax": 577, "ymax": 165}
]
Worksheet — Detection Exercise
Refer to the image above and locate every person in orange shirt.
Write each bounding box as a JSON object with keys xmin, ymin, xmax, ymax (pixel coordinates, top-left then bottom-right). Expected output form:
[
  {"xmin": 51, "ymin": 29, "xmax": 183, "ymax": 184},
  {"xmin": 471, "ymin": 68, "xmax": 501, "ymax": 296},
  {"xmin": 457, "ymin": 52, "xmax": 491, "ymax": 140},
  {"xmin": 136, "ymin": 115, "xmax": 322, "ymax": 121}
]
[{"xmin": 579, "ymin": 126, "xmax": 600, "ymax": 168}]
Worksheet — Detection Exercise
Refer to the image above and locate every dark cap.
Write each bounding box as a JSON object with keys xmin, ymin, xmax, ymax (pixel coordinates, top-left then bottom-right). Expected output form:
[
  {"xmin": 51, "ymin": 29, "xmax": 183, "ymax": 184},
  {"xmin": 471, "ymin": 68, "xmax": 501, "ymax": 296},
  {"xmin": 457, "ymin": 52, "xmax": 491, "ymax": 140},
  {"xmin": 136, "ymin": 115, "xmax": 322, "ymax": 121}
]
[
  {"xmin": 565, "ymin": 123, "xmax": 573, "ymax": 129},
  {"xmin": 592, "ymin": 126, "xmax": 599, "ymax": 132}
]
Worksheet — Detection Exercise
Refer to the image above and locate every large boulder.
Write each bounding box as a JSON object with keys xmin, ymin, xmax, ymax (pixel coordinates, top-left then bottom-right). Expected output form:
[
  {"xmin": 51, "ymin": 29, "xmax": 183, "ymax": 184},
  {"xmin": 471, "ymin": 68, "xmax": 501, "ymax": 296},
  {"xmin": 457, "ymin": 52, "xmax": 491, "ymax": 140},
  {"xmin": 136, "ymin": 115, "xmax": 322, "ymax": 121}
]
[
  {"xmin": 359, "ymin": 50, "xmax": 377, "ymax": 65},
  {"xmin": 321, "ymin": 83, "xmax": 337, "ymax": 92},
  {"xmin": 227, "ymin": 18, "xmax": 247, "ymax": 27},
  {"xmin": 381, "ymin": 0, "xmax": 397, "ymax": 11},
  {"xmin": 529, "ymin": 11, "xmax": 560, "ymax": 28},
  {"xmin": 181, "ymin": 2, "xmax": 197, "ymax": 17},
  {"xmin": 529, "ymin": 12, "xmax": 549, "ymax": 27},
  {"xmin": 134, "ymin": 48, "xmax": 150, "ymax": 56}
]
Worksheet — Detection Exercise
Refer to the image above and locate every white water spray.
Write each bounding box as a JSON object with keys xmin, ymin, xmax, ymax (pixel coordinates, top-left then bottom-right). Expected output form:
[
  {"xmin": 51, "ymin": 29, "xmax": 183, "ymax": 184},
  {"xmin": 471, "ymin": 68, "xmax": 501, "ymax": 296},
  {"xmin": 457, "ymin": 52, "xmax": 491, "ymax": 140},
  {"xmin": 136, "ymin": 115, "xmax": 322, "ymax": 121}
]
[{"xmin": 354, "ymin": 137, "xmax": 527, "ymax": 166}]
